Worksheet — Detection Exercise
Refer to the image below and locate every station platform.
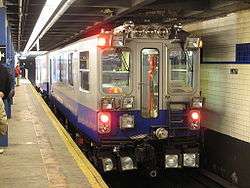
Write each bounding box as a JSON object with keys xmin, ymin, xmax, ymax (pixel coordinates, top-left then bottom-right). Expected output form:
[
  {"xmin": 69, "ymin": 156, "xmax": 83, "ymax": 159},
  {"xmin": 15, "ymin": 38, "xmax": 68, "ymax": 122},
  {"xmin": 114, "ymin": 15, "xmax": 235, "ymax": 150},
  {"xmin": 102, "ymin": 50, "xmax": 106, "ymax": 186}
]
[{"xmin": 0, "ymin": 80, "xmax": 108, "ymax": 188}]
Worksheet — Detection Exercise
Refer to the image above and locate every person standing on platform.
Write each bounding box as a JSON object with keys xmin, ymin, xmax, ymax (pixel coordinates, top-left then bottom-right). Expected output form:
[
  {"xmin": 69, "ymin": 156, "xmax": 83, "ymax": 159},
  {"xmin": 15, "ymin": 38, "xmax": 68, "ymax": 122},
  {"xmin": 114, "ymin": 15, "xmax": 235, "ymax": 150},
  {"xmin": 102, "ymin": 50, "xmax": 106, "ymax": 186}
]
[
  {"xmin": 0, "ymin": 95, "xmax": 8, "ymax": 154},
  {"xmin": 4, "ymin": 65, "xmax": 15, "ymax": 119},
  {"xmin": 15, "ymin": 63, "xmax": 21, "ymax": 86},
  {"xmin": 0, "ymin": 63, "xmax": 11, "ymax": 154}
]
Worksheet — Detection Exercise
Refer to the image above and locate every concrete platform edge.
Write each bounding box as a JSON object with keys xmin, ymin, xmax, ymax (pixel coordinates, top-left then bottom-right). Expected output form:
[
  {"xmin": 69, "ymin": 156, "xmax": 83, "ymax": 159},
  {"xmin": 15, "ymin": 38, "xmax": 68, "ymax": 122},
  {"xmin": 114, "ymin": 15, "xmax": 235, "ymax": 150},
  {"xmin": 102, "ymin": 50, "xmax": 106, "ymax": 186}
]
[{"xmin": 29, "ymin": 83, "xmax": 108, "ymax": 188}]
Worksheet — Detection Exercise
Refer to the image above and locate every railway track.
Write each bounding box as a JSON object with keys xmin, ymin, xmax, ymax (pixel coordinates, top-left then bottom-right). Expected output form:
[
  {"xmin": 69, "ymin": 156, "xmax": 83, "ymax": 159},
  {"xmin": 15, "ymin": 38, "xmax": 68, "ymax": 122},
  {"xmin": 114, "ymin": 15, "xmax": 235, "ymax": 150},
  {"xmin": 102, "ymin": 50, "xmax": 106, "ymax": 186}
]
[{"xmin": 103, "ymin": 169, "xmax": 237, "ymax": 188}]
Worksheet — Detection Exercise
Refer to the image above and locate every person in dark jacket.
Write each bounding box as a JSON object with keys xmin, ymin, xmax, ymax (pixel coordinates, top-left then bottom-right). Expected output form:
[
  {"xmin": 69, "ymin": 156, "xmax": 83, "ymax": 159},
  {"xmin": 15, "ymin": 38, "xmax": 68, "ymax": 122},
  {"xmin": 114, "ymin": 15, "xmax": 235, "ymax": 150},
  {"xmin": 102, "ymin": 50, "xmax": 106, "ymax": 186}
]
[
  {"xmin": 0, "ymin": 63, "xmax": 11, "ymax": 100},
  {"xmin": 0, "ymin": 63, "xmax": 11, "ymax": 154},
  {"xmin": 3, "ymin": 65, "xmax": 15, "ymax": 119}
]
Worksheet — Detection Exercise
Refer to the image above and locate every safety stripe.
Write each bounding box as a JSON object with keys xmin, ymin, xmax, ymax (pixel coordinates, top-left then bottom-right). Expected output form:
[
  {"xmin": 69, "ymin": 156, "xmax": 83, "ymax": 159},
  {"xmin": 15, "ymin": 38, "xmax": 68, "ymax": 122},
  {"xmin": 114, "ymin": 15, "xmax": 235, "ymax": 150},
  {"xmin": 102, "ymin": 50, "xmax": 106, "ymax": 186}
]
[{"xmin": 29, "ymin": 84, "xmax": 108, "ymax": 188}]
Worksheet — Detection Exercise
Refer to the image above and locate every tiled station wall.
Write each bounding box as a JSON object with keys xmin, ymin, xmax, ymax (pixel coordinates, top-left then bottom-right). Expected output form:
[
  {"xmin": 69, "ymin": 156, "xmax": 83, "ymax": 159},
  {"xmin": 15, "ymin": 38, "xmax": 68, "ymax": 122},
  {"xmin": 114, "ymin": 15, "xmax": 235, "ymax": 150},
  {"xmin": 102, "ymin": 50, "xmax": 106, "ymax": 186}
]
[{"xmin": 185, "ymin": 10, "xmax": 250, "ymax": 143}]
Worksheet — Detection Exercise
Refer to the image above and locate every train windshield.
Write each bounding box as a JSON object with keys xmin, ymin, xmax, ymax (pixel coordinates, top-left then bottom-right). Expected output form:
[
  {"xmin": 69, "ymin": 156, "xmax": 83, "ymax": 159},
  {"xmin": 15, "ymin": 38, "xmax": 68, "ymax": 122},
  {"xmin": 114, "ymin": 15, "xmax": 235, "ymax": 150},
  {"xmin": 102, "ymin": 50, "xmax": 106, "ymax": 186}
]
[
  {"xmin": 101, "ymin": 47, "xmax": 131, "ymax": 94},
  {"xmin": 168, "ymin": 45, "xmax": 196, "ymax": 93}
]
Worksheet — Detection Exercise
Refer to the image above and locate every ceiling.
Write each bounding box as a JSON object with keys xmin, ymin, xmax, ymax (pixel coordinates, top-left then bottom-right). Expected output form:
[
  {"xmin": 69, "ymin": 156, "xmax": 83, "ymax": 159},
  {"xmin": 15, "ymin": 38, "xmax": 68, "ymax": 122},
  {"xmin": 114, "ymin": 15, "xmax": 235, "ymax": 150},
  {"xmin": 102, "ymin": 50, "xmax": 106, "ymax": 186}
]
[
  {"xmin": 4, "ymin": 0, "xmax": 45, "ymax": 51},
  {"xmin": 4, "ymin": 0, "xmax": 250, "ymax": 52}
]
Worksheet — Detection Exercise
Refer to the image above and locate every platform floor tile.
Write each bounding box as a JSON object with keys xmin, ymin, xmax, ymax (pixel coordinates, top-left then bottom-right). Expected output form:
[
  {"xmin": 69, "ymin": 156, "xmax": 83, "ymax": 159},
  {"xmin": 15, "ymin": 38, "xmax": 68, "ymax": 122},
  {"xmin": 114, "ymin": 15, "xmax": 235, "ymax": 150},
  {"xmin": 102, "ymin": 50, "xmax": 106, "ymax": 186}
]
[{"xmin": 0, "ymin": 82, "xmax": 92, "ymax": 188}]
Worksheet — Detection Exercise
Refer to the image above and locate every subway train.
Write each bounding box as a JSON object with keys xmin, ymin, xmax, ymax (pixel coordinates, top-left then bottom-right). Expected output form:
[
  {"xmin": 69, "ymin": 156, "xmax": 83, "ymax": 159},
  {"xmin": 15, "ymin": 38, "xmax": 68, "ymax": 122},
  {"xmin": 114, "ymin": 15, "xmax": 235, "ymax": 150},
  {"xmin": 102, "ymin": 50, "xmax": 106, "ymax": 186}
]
[{"xmin": 35, "ymin": 22, "xmax": 203, "ymax": 176}]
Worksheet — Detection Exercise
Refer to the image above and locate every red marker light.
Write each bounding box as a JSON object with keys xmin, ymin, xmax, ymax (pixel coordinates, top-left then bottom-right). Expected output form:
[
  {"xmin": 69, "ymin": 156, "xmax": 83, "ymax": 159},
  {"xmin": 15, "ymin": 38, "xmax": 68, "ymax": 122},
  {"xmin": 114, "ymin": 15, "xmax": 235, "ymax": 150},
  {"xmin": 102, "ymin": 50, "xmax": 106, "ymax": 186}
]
[
  {"xmin": 188, "ymin": 110, "xmax": 201, "ymax": 130},
  {"xmin": 98, "ymin": 112, "xmax": 111, "ymax": 134},
  {"xmin": 97, "ymin": 37, "xmax": 107, "ymax": 47},
  {"xmin": 97, "ymin": 32, "xmax": 112, "ymax": 48},
  {"xmin": 191, "ymin": 111, "xmax": 200, "ymax": 121},
  {"xmin": 189, "ymin": 110, "xmax": 201, "ymax": 122},
  {"xmin": 100, "ymin": 113, "xmax": 109, "ymax": 124}
]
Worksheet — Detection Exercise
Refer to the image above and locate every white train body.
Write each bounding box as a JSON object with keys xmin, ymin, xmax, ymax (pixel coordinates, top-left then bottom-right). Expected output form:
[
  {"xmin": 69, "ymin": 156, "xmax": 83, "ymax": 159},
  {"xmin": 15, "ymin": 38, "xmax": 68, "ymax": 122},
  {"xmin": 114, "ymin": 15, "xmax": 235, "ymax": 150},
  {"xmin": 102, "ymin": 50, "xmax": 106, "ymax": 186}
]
[{"xmin": 35, "ymin": 24, "xmax": 203, "ymax": 173}]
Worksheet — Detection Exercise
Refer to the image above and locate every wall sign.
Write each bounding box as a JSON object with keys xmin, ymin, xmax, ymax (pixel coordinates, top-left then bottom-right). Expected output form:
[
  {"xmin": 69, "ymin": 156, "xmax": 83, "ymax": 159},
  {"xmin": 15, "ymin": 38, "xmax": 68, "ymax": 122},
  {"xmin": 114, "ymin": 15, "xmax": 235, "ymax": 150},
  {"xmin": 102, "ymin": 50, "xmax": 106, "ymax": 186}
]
[
  {"xmin": 230, "ymin": 68, "xmax": 238, "ymax": 74},
  {"xmin": 0, "ymin": 45, "xmax": 6, "ymax": 64}
]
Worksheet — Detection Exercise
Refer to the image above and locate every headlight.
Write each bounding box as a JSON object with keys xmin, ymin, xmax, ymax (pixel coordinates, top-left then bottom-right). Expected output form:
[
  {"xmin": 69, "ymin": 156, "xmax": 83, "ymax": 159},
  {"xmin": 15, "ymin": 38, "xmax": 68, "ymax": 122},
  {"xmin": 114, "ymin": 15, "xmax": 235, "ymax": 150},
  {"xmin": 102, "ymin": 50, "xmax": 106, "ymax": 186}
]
[
  {"xmin": 183, "ymin": 153, "xmax": 199, "ymax": 167},
  {"xmin": 120, "ymin": 114, "xmax": 135, "ymax": 129},
  {"xmin": 192, "ymin": 97, "xmax": 203, "ymax": 108},
  {"xmin": 120, "ymin": 156, "xmax": 136, "ymax": 171},
  {"xmin": 102, "ymin": 158, "xmax": 114, "ymax": 172},
  {"xmin": 101, "ymin": 97, "xmax": 114, "ymax": 110},
  {"xmin": 122, "ymin": 97, "xmax": 134, "ymax": 109},
  {"xmin": 165, "ymin": 154, "xmax": 179, "ymax": 168}
]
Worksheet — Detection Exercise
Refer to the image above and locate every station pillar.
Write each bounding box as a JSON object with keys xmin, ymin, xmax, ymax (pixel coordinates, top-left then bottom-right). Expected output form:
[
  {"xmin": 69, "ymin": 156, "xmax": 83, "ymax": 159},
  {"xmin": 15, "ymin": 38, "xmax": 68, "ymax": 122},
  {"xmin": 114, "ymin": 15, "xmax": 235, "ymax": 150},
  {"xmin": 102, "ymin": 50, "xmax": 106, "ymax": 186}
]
[{"xmin": 0, "ymin": 5, "xmax": 8, "ymax": 147}]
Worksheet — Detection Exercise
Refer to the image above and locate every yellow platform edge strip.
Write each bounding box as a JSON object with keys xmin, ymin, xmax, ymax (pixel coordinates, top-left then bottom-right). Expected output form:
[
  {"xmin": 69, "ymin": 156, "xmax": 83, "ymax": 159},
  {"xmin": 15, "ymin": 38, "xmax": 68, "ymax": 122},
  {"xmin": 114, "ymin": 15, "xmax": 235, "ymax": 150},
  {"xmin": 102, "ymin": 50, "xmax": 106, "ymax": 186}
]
[{"xmin": 29, "ymin": 84, "xmax": 108, "ymax": 188}]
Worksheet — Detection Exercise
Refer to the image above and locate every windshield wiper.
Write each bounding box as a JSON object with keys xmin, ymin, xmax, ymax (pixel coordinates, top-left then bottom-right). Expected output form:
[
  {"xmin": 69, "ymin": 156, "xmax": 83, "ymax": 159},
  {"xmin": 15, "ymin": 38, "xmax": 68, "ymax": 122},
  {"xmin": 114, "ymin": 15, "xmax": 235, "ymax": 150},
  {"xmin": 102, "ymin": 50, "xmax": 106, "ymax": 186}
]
[{"xmin": 116, "ymin": 48, "xmax": 129, "ymax": 71}]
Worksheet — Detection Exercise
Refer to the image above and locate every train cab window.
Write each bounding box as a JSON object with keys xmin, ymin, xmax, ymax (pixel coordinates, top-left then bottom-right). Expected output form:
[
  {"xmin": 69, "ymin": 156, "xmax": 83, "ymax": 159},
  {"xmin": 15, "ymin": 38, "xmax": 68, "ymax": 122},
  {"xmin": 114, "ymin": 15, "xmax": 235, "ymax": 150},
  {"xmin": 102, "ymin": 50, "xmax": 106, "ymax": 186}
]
[
  {"xmin": 101, "ymin": 48, "xmax": 131, "ymax": 94},
  {"xmin": 168, "ymin": 45, "xmax": 195, "ymax": 93},
  {"xmin": 68, "ymin": 53, "xmax": 73, "ymax": 86},
  {"xmin": 79, "ymin": 51, "xmax": 90, "ymax": 91},
  {"xmin": 141, "ymin": 48, "xmax": 159, "ymax": 118}
]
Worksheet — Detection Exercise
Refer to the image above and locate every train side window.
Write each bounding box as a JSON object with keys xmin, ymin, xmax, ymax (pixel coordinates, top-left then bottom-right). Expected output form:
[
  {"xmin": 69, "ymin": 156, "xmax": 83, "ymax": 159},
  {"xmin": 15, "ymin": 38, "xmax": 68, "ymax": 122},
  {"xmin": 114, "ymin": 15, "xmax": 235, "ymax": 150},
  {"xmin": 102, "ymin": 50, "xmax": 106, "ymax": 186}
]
[
  {"xmin": 79, "ymin": 51, "xmax": 90, "ymax": 91},
  {"xmin": 68, "ymin": 53, "xmax": 73, "ymax": 86}
]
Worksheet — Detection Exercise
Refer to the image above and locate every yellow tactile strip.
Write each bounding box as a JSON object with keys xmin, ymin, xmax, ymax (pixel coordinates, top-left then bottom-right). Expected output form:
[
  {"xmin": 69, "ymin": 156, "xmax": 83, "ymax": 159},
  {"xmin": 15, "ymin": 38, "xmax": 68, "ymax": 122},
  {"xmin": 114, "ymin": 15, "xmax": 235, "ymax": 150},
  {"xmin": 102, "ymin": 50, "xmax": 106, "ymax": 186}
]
[{"xmin": 29, "ymin": 84, "xmax": 108, "ymax": 188}]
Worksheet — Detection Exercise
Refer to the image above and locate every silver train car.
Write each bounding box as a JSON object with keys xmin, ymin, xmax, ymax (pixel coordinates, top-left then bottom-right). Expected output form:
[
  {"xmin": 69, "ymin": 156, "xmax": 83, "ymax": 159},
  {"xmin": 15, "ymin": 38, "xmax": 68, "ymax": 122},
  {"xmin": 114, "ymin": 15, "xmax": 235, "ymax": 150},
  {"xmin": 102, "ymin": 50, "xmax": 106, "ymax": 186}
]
[{"xmin": 35, "ymin": 23, "xmax": 203, "ymax": 175}]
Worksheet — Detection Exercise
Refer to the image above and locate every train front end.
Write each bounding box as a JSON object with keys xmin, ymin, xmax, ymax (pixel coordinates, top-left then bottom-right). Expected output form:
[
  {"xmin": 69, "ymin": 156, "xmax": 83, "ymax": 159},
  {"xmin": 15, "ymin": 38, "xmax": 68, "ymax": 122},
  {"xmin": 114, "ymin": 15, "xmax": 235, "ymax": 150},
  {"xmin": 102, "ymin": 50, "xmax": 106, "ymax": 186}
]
[{"xmin": 94, "ymin": 23, "xmax": 203, "ymax": 175}]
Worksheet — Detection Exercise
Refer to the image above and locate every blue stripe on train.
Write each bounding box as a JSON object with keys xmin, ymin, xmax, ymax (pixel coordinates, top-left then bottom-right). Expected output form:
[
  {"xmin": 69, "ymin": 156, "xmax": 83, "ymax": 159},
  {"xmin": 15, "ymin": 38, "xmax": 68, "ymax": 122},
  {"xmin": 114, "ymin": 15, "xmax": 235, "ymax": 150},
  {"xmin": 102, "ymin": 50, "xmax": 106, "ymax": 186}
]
[
  {"xmin": 51, "ymin": 89, "xmax": 100, "ymax": 142},
  {"xmin": 51, "ymin": 89, "xmax": 196, "ymax": 143}
]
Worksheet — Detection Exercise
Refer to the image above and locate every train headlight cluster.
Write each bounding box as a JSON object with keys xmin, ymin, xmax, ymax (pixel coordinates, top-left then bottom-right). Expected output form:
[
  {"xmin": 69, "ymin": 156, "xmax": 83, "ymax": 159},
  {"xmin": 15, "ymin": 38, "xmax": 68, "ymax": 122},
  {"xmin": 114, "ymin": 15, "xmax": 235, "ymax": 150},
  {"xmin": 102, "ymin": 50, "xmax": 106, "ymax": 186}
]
[
  {"xmin": 183, "ymin": 153, "xmax": 199, "ymax": 167},
  {"xmin": 120, "ymin": 156, "xmax": 136, "ymax": 171},
  {"xmin": 165, "ymin": 150, "xmax": 199, "ymax": 168},
  {"xmin": 120, "ymin": 114, "xmax": 135, "ymax": 129},
  {"xmin": 101, "ymin": 98, "xmax": 114, "ymax": 110},
  {"xmin": 102, "ymin": 158, "xmax": 114, "ymax": 172},
  {"xmin": 122, "ymin": 96, "xmax": 134, "ymax": 109},
  {"xmin": 101, "ymin": 156, "xmax": 137, "ymax": 172},
  {"xmin": 165, "ymin": 154, "xmax": 179, "ymax": 168},
  {"xmin": 100, "ymin": 96, "xmax": 134, "ymax": 110},
  {"xmin": 100, "ymin": 151, "xmax": 199, "ymax": 172}
]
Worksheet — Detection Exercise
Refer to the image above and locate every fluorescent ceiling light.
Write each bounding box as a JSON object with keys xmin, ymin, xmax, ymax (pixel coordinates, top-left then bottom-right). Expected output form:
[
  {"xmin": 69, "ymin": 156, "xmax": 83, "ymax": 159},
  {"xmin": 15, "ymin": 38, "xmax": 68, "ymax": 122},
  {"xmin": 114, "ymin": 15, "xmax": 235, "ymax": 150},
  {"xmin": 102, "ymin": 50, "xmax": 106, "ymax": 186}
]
[{"xmin": 23, "ymin": 0, "xmax": 63, "ymax": 53}]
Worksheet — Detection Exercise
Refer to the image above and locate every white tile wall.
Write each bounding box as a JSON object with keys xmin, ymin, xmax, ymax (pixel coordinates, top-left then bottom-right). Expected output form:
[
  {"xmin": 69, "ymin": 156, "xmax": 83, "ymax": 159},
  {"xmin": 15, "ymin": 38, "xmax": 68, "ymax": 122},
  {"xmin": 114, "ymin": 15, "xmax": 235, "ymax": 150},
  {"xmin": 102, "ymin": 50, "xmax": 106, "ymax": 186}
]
[
  {"xmin": 201, "ymin": 64, "xmax": 250, "ymax": 143},
  {"xmin": 184, "ymin": 10, "xmax": 250, "ymax": 143}
]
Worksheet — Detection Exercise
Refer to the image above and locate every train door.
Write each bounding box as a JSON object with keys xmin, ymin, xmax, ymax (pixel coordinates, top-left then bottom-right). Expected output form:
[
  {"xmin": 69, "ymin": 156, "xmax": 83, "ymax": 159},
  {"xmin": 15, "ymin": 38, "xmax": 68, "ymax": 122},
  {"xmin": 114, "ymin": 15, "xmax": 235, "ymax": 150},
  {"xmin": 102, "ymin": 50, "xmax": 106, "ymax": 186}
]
[{"xmin": 138, "ymin": 42, "xmax": 163, "ymax": 119}]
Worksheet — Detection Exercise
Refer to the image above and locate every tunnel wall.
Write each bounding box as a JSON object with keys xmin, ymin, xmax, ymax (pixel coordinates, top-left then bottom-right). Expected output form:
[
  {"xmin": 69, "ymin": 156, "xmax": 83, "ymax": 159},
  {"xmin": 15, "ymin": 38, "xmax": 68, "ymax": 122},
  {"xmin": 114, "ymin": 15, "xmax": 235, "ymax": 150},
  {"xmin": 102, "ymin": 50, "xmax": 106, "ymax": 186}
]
[{"xmin": 185, "ymin": 9, "xmax": 250, "ymax": 188}]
